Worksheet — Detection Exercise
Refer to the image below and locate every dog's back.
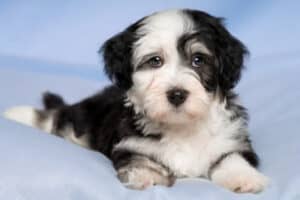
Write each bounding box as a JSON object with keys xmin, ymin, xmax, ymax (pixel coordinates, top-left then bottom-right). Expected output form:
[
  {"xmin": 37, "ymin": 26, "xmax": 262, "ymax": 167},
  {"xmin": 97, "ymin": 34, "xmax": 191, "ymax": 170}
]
[{"xmin": 3, "ymin": 85, "xmax": 126, "ymax": 154}]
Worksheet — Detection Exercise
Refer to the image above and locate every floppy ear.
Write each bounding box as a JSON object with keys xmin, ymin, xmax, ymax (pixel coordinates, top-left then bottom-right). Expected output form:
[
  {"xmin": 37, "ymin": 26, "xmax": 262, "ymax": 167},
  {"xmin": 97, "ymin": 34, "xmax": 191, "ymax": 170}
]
[
  {"xmin": 213, "ymin": 18, "xmax": 248, "ymax": 91},
  {"xmin": 184, "ymin": 10, "xmax": 248, "ymax": 91},
  {"xmin": 100, "ymin": 23, "xmax": 140, "ymax": 89}
]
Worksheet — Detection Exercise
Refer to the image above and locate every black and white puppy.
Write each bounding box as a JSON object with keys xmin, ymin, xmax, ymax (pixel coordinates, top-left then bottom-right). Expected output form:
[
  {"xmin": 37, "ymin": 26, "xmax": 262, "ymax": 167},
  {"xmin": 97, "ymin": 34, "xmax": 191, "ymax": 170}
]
[{"xmin": 4, "ymin": 9, "xmax": 268, "ymax": 193}]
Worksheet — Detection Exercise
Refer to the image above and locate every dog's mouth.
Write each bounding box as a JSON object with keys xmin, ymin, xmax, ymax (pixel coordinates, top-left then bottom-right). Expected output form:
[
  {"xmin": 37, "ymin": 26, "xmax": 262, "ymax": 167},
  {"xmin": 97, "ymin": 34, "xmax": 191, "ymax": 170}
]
[{"xmin": 145, "ymin": 105, "xmax": 199, "ymax": 126}]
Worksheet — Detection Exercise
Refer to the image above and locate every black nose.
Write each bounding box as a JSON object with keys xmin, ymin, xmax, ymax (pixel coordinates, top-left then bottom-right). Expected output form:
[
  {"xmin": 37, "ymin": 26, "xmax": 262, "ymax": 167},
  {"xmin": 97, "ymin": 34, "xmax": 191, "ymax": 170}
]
[{"xmin": 167, "ymin": 88, "xmax": 189, "ymax": 107}]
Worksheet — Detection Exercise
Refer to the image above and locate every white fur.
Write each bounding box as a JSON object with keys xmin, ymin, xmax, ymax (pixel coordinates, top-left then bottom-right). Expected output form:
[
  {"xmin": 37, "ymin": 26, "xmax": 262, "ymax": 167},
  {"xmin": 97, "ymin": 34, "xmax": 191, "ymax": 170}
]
[
  {"xmin": 118, "ymin": 166, "xmax": 170, "ymax": 190},
  {"xmin": 4, "ymin": 106, "xmax": 54, "ymax": 133},
  {"xmin": 40, "ymin": 114, "xmax": 54, "ymax": 133},
  {"xmin": 190, "ymin": 42, "xmax": 211, "ymax": 56},
  {"xmin": 210, "ymin": 153, "xmax": 269, "ymax": 193},
  {"xmin": 116, "ymin": 100, "xmax": 249, "ymax": 178},
  {"xmin": 127, "ymin": 13, "xmax": 211, "ymax": 125},
  {"xmin": 133, "ymin": 10, "xmax": 194, "ymax": 68},
  {"xmin": 3, "ymin": 106, "xmax": 90, "ymax": 148},
  {"xmin": 3, "ymin": 106, "xmax": 37, "ymax": 127}
]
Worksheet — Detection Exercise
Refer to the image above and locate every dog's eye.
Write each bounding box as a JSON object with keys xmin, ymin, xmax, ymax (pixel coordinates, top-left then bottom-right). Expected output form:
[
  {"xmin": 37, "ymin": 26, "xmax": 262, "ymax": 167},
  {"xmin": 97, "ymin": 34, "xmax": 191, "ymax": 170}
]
[
  {"xmin": 192, "ymin": 53, "xmax": 206, "ymax": 68},
  {"xmin": 147, "ymin": 56, "xmax": 163, "ymax": 68}
]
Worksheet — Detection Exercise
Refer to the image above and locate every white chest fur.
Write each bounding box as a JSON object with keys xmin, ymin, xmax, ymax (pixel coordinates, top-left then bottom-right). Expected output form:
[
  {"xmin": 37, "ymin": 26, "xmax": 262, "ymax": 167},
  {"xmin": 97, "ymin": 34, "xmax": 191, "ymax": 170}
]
[
  {"xmin": 155, "ymin": 125, "xmax": 241, "ymax": 177},
  {"xmin": 115, "ymin": 102, "xmax": 247, "ymax": 178}
]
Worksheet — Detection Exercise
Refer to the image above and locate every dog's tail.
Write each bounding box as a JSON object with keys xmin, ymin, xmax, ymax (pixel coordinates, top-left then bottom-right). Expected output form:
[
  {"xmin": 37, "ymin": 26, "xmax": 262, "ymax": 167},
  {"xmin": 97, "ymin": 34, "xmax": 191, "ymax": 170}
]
[{"xmin": 3, "ymin": 92, "xmax": 66, "ymax": 133}]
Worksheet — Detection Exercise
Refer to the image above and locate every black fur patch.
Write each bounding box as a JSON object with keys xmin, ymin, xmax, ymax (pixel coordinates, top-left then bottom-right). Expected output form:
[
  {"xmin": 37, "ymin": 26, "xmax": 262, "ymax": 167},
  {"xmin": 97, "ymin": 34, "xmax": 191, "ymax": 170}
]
[
  {"xmin": 46, "ymin": 86, "xmax": 154, "ymax": 156},
  {"xmin": 100, "ymin": 19, "xmax": 144, "ymax": 89},
  {"xmin": 183, "ymin": 9, "xmax": 248, "ymax": 93},
  {"xmin": 208, "ymin": 150, "xmax": 259, "ymax": 179},
  {"xmin": 240, "ymin": 151, "xmax": 259, "ymax": 167},
  {"xmin": 177, "ymin": 32, "xmax": 219, "ymax": 92},
  {"xmin": 43, "ymin": 92, "xmax": 66, "ymax": 110},
  {"xmin": 226, "ymin": 91, "xmax": 249, "ymax": 122}
]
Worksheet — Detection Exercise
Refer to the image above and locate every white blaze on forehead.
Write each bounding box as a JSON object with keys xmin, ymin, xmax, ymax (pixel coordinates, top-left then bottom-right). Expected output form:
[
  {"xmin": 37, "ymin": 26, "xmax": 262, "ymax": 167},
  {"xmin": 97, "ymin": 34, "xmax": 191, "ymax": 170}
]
[{"xmin": 133, "ymin": 10, "xmax": 194, "ymax": 68}]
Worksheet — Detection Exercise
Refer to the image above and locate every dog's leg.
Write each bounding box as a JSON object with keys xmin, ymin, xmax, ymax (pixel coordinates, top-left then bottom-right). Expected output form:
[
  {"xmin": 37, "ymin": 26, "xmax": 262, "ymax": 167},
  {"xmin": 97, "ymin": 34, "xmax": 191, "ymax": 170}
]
[
  {"xmin": 113, "ymin": 152, "xmax": 175, "ymax": 190},
  {"xmin": 3, "ymin": 106, "xmax": 56, "ymax": 133},
  {"xmin": 210, "ymin": 153, "xmax": 268, "ymax": 193},
  {"xmin": 4, "ymin": 106, "xmax": 91, "ymax": 148},
  {"xmin": 3, "ymin": 92, "xmax": 64, "ymax": 132},
  {"xmin": 3, "ymin": 92, "xmax": 91, "ymax": 148}
]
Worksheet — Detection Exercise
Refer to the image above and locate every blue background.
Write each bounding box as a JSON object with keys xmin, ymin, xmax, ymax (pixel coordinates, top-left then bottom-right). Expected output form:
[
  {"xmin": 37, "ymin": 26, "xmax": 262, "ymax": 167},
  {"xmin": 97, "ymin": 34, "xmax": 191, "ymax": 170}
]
[{"xmin": 0, "ymin": 0, "xmax": 299, "ymax": 81}]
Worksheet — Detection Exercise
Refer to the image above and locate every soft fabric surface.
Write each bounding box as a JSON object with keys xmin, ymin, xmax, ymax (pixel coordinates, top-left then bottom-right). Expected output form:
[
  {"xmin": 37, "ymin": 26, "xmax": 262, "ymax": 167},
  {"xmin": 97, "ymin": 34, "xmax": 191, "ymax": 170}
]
[{"xmin": 0, "ymin": 57, "xmax": 299, "ymax": 200}]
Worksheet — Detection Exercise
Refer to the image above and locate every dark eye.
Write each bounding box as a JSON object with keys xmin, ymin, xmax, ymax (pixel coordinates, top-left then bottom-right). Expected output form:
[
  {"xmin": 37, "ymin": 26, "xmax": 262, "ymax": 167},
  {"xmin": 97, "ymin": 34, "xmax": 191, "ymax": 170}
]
[
  {"xmin": 192, "ymin": 53, "xmax": 206, "ymax": 68},
  {"xmin": 147, "ymin": 56, "xmax": 163, "ymax": 68}
]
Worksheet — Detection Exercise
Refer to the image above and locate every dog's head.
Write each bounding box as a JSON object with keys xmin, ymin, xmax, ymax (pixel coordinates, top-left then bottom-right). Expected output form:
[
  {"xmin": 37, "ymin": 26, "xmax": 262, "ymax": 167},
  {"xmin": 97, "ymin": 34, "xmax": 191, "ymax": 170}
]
[{"xmin": 101, "ymin": 9, "xmax": 247, "ymax": 125}]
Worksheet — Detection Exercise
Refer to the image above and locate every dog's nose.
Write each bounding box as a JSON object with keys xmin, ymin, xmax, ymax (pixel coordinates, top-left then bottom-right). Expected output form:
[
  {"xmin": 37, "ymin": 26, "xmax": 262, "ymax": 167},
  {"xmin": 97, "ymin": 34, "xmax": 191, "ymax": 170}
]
[{"xmin": 166, "ymin": 88, "xmax": 189, "ymax": 107}]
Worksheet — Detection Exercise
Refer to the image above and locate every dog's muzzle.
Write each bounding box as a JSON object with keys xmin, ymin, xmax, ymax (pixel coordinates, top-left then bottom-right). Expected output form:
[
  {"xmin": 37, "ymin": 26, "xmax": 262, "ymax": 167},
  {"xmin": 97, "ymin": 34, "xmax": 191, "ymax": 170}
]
[{"xmin": 166, "ymin": 88, "xmax": 189, "ymax": 107}]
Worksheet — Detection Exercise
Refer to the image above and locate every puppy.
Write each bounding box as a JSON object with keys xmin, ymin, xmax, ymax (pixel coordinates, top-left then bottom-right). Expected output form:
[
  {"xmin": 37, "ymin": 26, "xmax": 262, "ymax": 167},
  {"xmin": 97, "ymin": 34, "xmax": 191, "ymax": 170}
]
[{"xmin": 4, "ymin": 9, "xmax": 268, "ymax": 192}]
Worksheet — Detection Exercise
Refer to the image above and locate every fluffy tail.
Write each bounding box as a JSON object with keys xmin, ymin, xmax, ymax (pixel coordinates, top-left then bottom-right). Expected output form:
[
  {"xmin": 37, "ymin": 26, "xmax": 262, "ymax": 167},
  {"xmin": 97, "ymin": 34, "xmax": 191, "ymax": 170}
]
[{"xmin": 3, "ymin": 92, "xmax": 65, "ymax": 133}]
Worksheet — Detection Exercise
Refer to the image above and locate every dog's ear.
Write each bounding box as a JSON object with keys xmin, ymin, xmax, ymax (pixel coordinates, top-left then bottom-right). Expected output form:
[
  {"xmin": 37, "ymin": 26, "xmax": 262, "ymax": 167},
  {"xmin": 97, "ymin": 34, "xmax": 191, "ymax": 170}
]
[
  {"xmin": 212, "ymin": 18, "xmax": 248, "ymax": 91},
  {"xmin": 185, "ymin": 10, "xmax": 248, "ymax": 91},
  {"xmin": 100, "ymin": 24, "xmax": 140, "ymax": 89}
]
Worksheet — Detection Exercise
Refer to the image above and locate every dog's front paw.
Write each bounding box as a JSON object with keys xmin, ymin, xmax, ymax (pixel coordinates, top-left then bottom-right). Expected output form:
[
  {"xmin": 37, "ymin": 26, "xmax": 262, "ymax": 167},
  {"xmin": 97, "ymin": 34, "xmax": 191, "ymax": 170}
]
[
  {"xmin": 117, "ymin": 166, "xmax": 175, "ymax": 190},
  {"xmin": 212, "ymin": 167, "xmax": 268, "ymax": 193}
]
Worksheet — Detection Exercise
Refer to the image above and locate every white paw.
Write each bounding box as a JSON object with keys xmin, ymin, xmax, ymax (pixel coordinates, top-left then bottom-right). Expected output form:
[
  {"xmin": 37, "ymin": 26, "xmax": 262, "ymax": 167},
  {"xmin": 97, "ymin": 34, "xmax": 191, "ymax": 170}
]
[
  {"xmin": 212, "ymin": 167, "xmax": 269, "ymax": 193},
  {"xmin": 117, "ymin": 166, "xmax": 174, "ymax": 190}
]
